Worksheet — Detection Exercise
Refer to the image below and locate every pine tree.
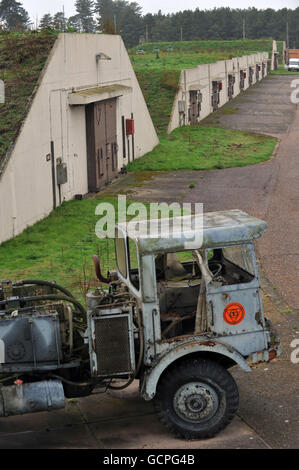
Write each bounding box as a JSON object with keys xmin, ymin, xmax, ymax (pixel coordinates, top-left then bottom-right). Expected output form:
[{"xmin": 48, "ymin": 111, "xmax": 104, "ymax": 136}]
[
  {"xmin": 0, "ymin": 0, "xmax": 30, "ymax": 31},
  {"xmin": 53, "ymin": 12, "xmax": 66, "ymax": 31},
  {"xmin": 94, "ymin": 0, "xmax": 114, "ymax": 32},
  {"xmin": 39, "ymin": 13, "xmax": 53, "ymax": 30},
  {"xmin": 75, "ymin": 0, "xmax": 96, "ymax": 33},
  {"xmin": 68, "ymin": 14, "xmax": 81, "ymax": 32}
]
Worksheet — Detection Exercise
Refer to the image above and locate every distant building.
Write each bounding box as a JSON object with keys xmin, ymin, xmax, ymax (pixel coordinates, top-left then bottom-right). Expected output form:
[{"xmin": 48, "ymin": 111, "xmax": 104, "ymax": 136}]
[{"xmin": 0, "ymin": 33, "xmax": 158, "ymax": 244}]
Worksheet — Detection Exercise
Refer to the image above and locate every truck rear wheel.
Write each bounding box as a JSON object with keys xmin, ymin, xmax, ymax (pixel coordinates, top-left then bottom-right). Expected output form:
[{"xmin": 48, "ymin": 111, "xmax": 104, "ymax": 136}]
[{"xmin": 154, "ymin": 358, "xmax": 239, "ymax": 440}]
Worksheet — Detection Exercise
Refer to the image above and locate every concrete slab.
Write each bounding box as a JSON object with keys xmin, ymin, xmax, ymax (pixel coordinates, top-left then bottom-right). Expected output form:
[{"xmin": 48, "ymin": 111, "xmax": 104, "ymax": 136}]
[
  {"xmin": 89, "ymin": 413, "xmax": 268, "ymax": 450},
  {"xmin": 0, "ymin": 401, "xmax": 82, "ymax": 435},
  {"xmin": 0, "ymin": 423, "xmax": 99, "ymax": 449}
]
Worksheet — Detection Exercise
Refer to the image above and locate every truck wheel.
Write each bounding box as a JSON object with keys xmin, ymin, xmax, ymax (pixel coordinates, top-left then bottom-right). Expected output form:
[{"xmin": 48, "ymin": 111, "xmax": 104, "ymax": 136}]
[{"xmin": 154, "ymin": 358, "xmax": 239, "ymax": 440}]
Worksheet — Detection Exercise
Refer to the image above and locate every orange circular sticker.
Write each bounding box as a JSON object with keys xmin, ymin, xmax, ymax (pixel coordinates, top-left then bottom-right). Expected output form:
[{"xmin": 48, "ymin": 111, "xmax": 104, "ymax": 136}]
[{"xmin": 224, "ymin": 303, "xmax": 245, "ymax": 325}]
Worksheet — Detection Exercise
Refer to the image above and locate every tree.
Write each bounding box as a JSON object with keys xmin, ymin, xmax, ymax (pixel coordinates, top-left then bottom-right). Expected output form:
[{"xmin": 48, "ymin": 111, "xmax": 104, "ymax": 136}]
[
  {"xmin": 68, "ymin": 14, "xmax": 81, "ymax": 32},
  {"xmin": 94, "ymin": 0, "xmax": 114, "ymax": 32},
  {"xmin": 53, "ymin": 11, "xmax": 66, "ymax": 31},
  {"xmin": 39, "ymin": 13, "xmax": 53, "ymax": 30},
  {"xmin": 75, "ymin": 0, "xmax": 96, "ymax": 33},
  {"xmin": 94, "ymin": 0, "xmax": 143, "ymax": 47},
  {"xmin": 0, "ymin": 0, "xmax": 30, "ymax": 31}
]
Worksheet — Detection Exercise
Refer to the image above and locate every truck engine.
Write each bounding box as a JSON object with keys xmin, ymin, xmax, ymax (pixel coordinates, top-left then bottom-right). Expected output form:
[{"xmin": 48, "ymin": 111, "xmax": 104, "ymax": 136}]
[{"xmin": 0, "ymin": 276, "xmax": 140, "ymax": 418}]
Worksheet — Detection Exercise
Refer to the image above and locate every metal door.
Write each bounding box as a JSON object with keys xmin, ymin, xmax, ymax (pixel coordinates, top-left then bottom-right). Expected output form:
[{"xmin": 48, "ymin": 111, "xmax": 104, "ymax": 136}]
[
  {"xmin": 188, "ymin": 90, "xmax": 201, "ymax": 125},
  {"xmin": 249, "ymin": 67, "xmax": 254, "ymax": 86},
  {"xmin": 262, "ymin": 62, "xmax": 266, "ymax": 78},
  {"xmin": 240, "ymin": 70, "xmax": 245, "ymax": 91},
  {"xmin": 256, "ymin": 64, "xmax": 260, "ymax": 81},
  {"xmin": 211, "ymin": 81, "xmax": 219, "ymax": 112},
  {"xmin": 228, "ymin": 75, "xmax": 234, "ymax": 100},
  {"xmin": 86, "ymin": 98, "xmax": 118, "ymax": 192}
]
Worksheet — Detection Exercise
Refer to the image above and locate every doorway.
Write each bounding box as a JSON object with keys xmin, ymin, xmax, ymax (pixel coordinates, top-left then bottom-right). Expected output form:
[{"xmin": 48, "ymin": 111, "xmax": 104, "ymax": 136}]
[{"xmin": 86, "ymin": 98, "xmax": 118, "ymax": 192}]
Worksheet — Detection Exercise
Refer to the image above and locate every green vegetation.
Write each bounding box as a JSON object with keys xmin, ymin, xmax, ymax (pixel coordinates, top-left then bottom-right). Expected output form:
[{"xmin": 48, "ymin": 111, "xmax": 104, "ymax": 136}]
[
  {"xmin": 0, "ymin": 30, "xmax": 58, "ymax": 165},
  {"xmin": 0, "ymin": 196, "xmax": 120, "ymax": 299},
  {"xmin": 130, "ymin": 39, "xmax": 276, "ymax": 71},
  {"xmin": 270, "ymin": 65, "xmax": 299, "ymax": 75},
  {"xmin": 135, "ymin": 69, "xmax": 180, "ymax": 134},
  {"xmin": 127, "ymin": 126, "xmax": 277, "ymax": 172}
]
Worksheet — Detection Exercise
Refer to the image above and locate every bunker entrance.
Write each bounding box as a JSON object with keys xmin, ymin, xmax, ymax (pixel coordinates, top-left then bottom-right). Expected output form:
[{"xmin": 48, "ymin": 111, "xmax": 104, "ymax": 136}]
[{"xmin": 86, "ymin": 98, "xmax": 118, "ymax": 192}]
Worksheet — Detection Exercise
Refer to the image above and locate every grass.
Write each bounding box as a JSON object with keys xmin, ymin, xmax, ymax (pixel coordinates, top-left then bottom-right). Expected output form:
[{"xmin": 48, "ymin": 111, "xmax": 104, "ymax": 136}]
[
  {"xmin": 0, "ymin": 196, "xmax": 120, "ymax": 300},
  {"xmin": 0, "ymin": 30, "xmax": 58, "ymax": 165},
  {"xmin": 126, "ymin": 125, "xmax": 277, "ymax": 172},
  {"xmin": 270, "ymin": 65, "xmax": 299, "ymax": 75},
  {"xmin": 130, "ymin": 39, "xmax": 283, "ymax": 134}
]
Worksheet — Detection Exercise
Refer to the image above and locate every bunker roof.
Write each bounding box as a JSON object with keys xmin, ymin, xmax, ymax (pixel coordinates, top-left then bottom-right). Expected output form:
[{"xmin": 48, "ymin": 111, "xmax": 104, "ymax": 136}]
[
  {"xmin": 117, "ymin": 210, "xmax": 267, "ymax": 255},
  {"xmin": 0, "ymin": 31, "xmax": 58, "ymax": 177}
]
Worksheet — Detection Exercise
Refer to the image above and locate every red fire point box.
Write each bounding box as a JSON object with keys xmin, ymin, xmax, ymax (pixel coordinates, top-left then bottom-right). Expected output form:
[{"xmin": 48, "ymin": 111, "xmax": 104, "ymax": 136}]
[{"xmin": 126, "ymin": 118, "xmax": 135, "ymax": 135}]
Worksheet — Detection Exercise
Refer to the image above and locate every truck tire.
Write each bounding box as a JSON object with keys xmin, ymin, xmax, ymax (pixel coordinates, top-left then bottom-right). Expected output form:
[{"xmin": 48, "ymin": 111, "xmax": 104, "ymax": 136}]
[{"xmin": 154, "ymin": 358, "xmax": 239, "ymax": 440}]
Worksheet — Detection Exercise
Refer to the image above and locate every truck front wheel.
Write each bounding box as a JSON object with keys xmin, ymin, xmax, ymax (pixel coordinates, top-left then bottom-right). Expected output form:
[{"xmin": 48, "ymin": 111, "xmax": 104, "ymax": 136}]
[{"xmin": 154, "ymin": 358, "xmax": 239, "ymax": 440}]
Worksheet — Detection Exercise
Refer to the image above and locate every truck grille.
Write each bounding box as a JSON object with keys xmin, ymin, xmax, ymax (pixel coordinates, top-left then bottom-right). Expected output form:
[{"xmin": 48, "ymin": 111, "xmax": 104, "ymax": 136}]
[{"xmin": 94, "ymin": 315, "xmax": 133, "ymax": 376}]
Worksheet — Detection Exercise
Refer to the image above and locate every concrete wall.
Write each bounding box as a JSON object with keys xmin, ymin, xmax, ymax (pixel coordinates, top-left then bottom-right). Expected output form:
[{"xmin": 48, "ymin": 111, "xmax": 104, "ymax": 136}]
[
  {"xmin": 0, "ymin": 33, "xmax": 159, "ymax": 244},
  {"xmin": 168, "ymin": 52, "xmax": 269, "ymax": 134},
  {"xmin": 271, "ymin": 40, "xmax": 278, "ymax": 70}
]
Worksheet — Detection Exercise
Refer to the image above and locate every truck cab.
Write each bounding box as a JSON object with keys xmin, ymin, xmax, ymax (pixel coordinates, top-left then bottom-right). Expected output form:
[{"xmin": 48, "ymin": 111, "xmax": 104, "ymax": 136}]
[
  {"xmin": 0, "ymin": 209, "xmax": 281, "ymax": 440},
  {"xmin": 89, "ymin": 209, "xmax": 280, "ymax": 439},
  {"xmin": 288, "ymin": 58, "xmax": 299, "ymax": 71}
]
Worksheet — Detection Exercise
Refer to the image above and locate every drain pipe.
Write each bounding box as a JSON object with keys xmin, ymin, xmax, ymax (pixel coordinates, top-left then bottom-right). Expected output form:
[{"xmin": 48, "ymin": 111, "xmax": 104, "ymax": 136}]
[{"xmin": 51, "ymin": 141, "xmax": 56, "ymax": 210}]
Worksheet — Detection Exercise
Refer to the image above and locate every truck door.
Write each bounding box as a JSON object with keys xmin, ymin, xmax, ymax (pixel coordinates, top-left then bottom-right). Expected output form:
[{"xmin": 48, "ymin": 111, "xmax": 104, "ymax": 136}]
[
  {"xmin": 205, "ymin": 244, "xmax": 268, "ymax": 356},
  {"xmin": 249, "ymin": 67, "xmax": 254, "ymax": 86}
]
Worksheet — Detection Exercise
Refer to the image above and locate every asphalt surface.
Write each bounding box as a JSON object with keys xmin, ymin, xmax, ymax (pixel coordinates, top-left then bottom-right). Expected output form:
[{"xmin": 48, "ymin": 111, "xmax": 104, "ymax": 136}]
[{"xmin": 1, "ymin": 75, "xmax": 298, "ymax": 449}]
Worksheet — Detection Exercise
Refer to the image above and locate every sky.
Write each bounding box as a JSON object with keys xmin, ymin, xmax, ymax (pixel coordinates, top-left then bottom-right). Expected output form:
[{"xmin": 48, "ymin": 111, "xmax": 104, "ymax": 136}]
[{"xmin": 21, "ymin": 0, "xmax": 299, "ymax": 24}]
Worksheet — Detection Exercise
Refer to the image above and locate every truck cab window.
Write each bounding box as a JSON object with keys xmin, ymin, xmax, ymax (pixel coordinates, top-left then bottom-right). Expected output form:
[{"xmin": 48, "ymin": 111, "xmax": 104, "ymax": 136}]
[
  {"xmin": 210, "ymin": 245, "xmax": 255, "ymax": 286},
  {"xmin": 128, "ymin": 238, "xmax": 140, "ymax": 291},
  {"xmin": 115, "ymin": 231, "xmax": 127, "ymax": 278}
]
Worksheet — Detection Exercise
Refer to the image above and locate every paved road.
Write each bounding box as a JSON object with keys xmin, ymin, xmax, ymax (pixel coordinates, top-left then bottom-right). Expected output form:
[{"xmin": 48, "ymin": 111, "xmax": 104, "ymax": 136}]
[
  {"xmin": 0, "ymin": 384, "xmax": 269, "ymax": 450},
  {"xmin": 1, "ymin": 75, "xmax": 298, "ymax": 449}
]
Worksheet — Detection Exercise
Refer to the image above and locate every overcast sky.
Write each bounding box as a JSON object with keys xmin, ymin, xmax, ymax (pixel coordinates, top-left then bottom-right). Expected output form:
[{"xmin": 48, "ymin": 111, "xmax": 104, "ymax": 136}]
[{"xmin": 22, "ymin": 0, "xmax": 298, "ymax": 23}]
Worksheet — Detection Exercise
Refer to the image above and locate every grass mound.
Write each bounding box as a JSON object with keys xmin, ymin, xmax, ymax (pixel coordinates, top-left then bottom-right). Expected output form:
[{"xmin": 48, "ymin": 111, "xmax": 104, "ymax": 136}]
[{"xmin": 0, "ymin": 30, "xmax": 58, "ymax": 165}]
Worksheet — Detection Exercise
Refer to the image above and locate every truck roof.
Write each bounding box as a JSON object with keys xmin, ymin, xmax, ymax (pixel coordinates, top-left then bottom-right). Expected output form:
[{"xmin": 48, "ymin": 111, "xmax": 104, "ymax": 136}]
[{"xmin": 117, "ymin": 209, "xmax": 267, "ymax": 255}]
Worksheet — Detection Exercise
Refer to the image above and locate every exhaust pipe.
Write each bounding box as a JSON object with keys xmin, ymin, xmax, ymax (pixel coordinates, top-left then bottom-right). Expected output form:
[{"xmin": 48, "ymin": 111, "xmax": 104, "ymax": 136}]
[{"xmin": 0, "ymin": 380, "xmax": 65, "ymax": 417}]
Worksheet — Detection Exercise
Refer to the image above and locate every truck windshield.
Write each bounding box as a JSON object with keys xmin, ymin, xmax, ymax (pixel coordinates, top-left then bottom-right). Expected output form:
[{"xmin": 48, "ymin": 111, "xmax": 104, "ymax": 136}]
[
  {"xmin": 115, "ymin": 230, "xmax": 127, "ymax": 278},
  {"xmin": 128, "ymin": 238, "xmax": 140, "ymax": 291}
]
